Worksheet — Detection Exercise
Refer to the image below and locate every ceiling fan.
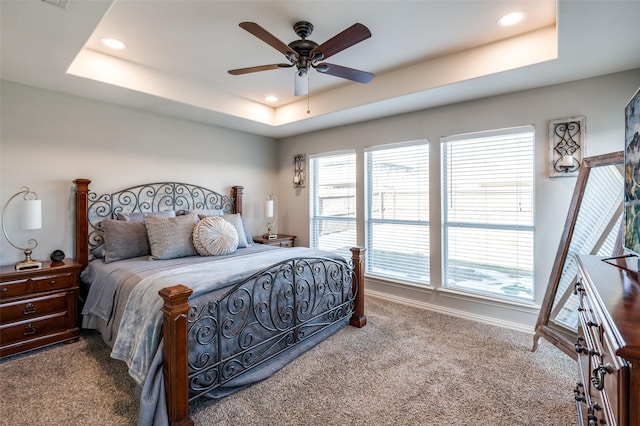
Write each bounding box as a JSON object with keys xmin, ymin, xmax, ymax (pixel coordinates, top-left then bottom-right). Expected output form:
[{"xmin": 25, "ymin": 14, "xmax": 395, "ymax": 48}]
[{"xmin": 228, "ymin": 21, "xmax": 374, "ymax": 95}]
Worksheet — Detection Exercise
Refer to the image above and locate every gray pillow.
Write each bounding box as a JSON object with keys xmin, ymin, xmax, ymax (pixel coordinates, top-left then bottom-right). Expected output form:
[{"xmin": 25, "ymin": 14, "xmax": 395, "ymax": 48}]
[
  {"xmin": 102, "ymin": 219, "xmax": 150, "ymax": 263},
  {"xmin": 144, "ymin": 213, "xmax": 198, "ymax": 260},
  {"xmin": 116, "ymin": 210, "xmax": 176, "ymax": 222},
  {"xmin": 222, "ymin": 214, "xmax": 250, "ymax": 248},
  {"xmin": 183, "ymin": 209, "xmax": 224, "ymax": 216},
  {"xmin": 192, "ymin": 216, "xmax": 238, "ymax": 256}
]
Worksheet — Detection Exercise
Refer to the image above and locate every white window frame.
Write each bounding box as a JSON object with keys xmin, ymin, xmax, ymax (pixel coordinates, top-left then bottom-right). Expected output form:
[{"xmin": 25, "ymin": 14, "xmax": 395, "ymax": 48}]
[
  {"xmin": 364, "ymin": 140, "xmax": 430, "ymax": 284},
  {"xmin": 309, "ymin": 150, "xmax": 357, "ymax": 259},
  {"xmin": 441, "ymin": 126, "xmax": 535, "ymax": 302}
]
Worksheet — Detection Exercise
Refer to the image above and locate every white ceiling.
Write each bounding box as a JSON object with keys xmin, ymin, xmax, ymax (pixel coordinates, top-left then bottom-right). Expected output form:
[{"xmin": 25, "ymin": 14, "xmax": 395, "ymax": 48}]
[{"xmin": 2, "ymin": 0, "xmax": 639, "ymax": 139}]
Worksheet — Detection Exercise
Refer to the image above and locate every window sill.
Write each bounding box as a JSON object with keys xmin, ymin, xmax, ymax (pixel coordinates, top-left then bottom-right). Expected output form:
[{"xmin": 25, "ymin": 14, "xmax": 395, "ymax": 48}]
[{"xmin": 437, "ymin": 286, "xmax": 540, "ymax": 311}]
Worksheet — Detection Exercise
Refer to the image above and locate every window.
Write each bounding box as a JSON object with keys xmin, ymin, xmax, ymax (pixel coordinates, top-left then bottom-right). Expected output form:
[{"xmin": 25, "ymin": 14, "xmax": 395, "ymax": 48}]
[
  {"xmin": 365, "ymin": 141, "xmax": 430, "ymax": 284},
  {"xmin": 309, "ymin": 151, "xmax": 356, "ymax": 259},
  {"xmin": 442, "ymin": 126, "xmax": 535, "ymax": 301}
]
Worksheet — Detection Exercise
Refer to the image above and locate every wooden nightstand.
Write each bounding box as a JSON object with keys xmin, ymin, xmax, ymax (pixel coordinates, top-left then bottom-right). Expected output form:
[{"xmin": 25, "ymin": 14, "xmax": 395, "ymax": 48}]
[
  {"xmin": 0, "ymin": 259, "xmax": 81, "ymax": 358},
  {"xmin": 253, "ymin": 234, "xmax": 296, "ymax": 248}
]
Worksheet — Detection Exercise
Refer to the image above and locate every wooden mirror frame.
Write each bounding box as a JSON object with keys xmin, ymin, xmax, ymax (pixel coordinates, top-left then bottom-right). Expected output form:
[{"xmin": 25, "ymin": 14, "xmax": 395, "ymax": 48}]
[{"xmin": 532, "ymin": 151, "xmax": 624, "ymax": 359}]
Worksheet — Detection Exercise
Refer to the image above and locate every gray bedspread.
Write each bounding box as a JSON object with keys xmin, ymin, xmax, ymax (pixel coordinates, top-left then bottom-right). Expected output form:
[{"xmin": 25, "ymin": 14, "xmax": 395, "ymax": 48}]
[{"xmin": 81, "ymin": 245, "xmax": 349, "ymax": 425}]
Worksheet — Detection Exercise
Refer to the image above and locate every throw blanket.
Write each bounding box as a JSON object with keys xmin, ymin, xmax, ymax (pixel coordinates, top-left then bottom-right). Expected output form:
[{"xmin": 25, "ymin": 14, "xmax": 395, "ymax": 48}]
[{"xmin": 110, "ymin": 247, "xmax": 342, "ymax": 386}]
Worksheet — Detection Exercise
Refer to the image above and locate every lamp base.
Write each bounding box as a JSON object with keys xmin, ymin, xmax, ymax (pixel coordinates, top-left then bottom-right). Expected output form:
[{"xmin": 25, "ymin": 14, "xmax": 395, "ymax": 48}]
[{"xmin": 15, "ymin": 259, "xmax": 42, "ymax": 271}]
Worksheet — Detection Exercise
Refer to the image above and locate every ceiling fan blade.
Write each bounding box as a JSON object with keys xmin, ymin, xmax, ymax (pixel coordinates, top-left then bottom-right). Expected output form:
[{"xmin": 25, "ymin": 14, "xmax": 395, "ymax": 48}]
[
  {"xmin": 228, "ymin": 63, "xmax": 293, "ymax": 75},
  {"xmin": 239, "ymin": 22, "xmax": 299, "ymax": 60},
  {"xmin": 310, "ymin": 23, "xmax": 371, "ymax": 61},
  {"xmin": 315, "ymin": 63, "xmax": 374, "ymax": 83},
  {"xmin": 295, "ymin": 73, "xmax": 309, "ymax": 96}
]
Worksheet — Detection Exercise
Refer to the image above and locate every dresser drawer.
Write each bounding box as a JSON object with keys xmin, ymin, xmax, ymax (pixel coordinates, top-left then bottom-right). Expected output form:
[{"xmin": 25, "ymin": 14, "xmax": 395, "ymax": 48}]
[
  {"xmin": 0, "ymin": 292, "xmax": 68, "ymax": 324},
  {"xmin": 0, "ymin": 312, "xmax": 68, "ymax": 346}
]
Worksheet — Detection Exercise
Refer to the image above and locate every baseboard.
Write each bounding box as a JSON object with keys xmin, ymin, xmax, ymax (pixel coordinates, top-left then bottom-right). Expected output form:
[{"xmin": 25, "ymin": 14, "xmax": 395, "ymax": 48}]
[{"xmin": 365, "ymin": 289, "xmax": 535, "ymax": 334}]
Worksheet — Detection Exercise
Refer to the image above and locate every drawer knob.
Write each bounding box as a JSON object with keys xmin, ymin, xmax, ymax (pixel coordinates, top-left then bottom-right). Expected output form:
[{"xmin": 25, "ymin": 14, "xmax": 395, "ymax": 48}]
[
  {"xmin": 49, "ymin": 280, "xmax": 56, "ymax": 285},
  {"xmin": 591, "ymin": 364, "xmax": 611, "ymax": 391},
  {"xmin": 23, "ymin": 324, "xmax": 37, "ymax": 336},
  {"xmin": 2, "ymin": 287, "xmax": 7, "ymax": 293},
  {"xmin": 23, "ymin": 303, "xmax": 37, "ymax": 315}
]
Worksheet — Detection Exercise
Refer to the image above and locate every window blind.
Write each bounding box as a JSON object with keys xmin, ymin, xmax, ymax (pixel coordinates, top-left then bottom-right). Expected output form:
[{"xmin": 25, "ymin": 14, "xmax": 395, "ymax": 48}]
[
  {"xmin": 365, "ymin": 141, "xmax": 430, "ymax": 284},
  {"xmin": 309, "ymin": 152, "xmax": 357, "ymax": 259},
  {"xmin": 442, "ymin": 126, "xmax": 535, "ymax": 301}
]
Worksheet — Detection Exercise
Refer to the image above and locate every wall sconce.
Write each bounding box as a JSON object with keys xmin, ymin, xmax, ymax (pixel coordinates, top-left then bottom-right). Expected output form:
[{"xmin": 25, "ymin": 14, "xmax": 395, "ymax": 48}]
[
  {"xmin": 2, "ymin": 186, "xmax": 42, "ymax": 270},
  {"xmin": 264, "ymin": 194, "xmax": 278, "ymax": 239},
  {"xmin": 293, "ymin": 154, "xmax": 305, "ymax": 188},
  {"xmin": 549, "ymin": 116, "xmax": 586, "ymax": 177}
]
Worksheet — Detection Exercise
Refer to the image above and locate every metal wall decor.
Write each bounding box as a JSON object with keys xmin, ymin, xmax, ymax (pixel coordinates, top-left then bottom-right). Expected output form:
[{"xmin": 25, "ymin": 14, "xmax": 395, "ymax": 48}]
[
  {"xmin": 549, "ymin": 116, "xmax": 586, "ymax": 177},
  {"xmin": 293, "ymin": 154, "xmax": 305, "ymax": 188}
]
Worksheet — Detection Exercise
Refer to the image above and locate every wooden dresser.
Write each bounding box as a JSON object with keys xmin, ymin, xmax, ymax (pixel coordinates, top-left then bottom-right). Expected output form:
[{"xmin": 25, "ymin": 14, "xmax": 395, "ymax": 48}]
[
  {"xmin": 574, "ymin": 255, "xmax": 640, "ymax": 426},
  {"xmin": 0, "ymin": 259, "xmax": 81, "ymax": 358}
]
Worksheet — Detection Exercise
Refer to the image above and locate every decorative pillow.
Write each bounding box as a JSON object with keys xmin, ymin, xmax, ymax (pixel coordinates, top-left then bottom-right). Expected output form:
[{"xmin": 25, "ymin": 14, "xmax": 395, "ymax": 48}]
[
  {"xmin": 181, "ymin": 208, "xmax": 224, "ymax": 217},
  {"xmin": 144, "ymin": 213, "xmax": 198, "ymax": 260},
  {"xmin": 192, "ymin": 216, "xmax": 239, "ymax": 256},
  {"xmin": 222, "ymin": 213, "xmax": 250, "ymax": 248},
  {"xmin": 240, "ymin": 215, "xmax": 254, "ymax": 246},
  {"xmin": 199, "ymin": 213, "xmax": 252, "ymax": 247},
  {"xmin": 116, "ymin": 210, "xmax": 176, "ymax": 222},
  {"xmin": 102, "ymin": 220, "xmax": 150, "ymax": 263}
]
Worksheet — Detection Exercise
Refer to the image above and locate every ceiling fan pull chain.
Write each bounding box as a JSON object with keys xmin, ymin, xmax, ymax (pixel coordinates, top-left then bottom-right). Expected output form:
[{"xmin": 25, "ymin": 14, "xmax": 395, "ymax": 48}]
[{"xmin": 307, "ymin": 72, "xmax": 311, "ymax": 114}]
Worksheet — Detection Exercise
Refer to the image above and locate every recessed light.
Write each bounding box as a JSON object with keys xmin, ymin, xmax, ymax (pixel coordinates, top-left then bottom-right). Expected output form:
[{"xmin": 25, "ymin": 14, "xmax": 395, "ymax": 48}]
[
  {"xmin": 101, "ymin": 37, "xmax": 127, "ymax": 50},
  {"xmin": 497, "ymin": 11, "xmax": 525, "ymax": 27},
  {"xmin": 265, "ymin": 95, "xmax": 279, "ymax": 103}
]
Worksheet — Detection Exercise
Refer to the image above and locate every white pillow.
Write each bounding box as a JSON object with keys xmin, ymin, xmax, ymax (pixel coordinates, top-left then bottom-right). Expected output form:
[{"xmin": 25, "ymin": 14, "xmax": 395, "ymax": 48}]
[{"xmin": 192, "ymin": 216, "xmax": 239, "ymax": 256}]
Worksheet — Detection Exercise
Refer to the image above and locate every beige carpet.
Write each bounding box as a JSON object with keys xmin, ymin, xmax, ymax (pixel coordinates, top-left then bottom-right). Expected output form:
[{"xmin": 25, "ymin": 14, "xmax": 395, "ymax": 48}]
[{"xmin": 1, "ymin": 296, "xmax": 576, "ymax": 425}]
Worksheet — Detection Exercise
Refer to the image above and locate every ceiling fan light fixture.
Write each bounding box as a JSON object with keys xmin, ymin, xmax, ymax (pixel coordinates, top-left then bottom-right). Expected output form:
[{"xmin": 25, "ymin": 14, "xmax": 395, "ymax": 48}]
[
  {"xmin": 101, "ymin": 37, "xmax": 127, "ymax": 50},
  {"xmin": 498, "ymin": 11, "xmax": 525, "ymax": 27}
]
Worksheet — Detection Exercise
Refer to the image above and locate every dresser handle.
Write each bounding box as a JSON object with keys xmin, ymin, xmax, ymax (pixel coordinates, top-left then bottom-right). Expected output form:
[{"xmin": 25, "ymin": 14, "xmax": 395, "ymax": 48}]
[
  {"xmin": 587, "ymin": 402, "xmax": 601, "ymax": 426},
  {"xmin": 49, "ymin": 280, "xmax": 56, "ymax": 285},
  {"xmin": 23, "ymin": 324, "xmax": 36, "ymax": 336},
  {"xmin": 23, "ymin": 303, "xmax": 37, "ymax": 315},
  {"xmin": 2, "ymin": 287, "xmax": 7, "ymax": 293},
  {"xmin": 573, "ymin": 383, "xmax": 586, "ymax": 402},
  {"xmin": 591, "ymin": 364, "xmax": 611, "ymax": 390},
  {"xmin": 575, "ymin": 337, "xmax": 588, "ymax": 354},
  {"xmin": 586, "ymin": 320, "xmax": 600, "ymax": 328},
  {"xmin": 573, "ymin": 281, "xmax": 584, "ymax": 295}
]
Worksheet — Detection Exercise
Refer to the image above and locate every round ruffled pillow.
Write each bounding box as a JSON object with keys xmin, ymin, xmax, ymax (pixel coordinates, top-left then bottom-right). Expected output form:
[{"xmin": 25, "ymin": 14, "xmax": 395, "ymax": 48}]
[{"xmin": 192, "ymin": 216, "xmax": 239, "ymax": 256}]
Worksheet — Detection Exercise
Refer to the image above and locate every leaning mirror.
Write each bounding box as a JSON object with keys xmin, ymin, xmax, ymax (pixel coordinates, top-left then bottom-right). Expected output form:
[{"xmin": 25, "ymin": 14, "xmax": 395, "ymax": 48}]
[{"xmin": 533, "ymin": 151, "xmax": 624, "ymax": 358}]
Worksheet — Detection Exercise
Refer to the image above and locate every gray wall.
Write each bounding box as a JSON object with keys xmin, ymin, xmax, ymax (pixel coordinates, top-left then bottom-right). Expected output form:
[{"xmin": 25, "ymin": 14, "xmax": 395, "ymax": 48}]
[
  {"xmin": 0, "ymin": 81, "xmax": 278, "ymax": 266},
  {"xmin": 277, "ymin": 69, "xmax": 640, "ymax": 331},
  {"xmin": 2, "ymin": 70, "xmax": 639, "ymax": 332}
]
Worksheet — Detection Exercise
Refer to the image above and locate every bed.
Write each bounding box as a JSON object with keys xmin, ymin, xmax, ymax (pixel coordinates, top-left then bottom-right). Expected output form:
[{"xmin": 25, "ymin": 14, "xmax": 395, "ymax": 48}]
[{"xmin": 73, "ymin": 179, "xmax": 366, "ymax": 426}]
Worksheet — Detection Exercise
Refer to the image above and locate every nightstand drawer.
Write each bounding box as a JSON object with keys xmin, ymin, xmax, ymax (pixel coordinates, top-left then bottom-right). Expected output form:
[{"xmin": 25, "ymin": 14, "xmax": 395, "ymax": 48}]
[
  {"xmin": 0, "ymin": 312, "xmax": 68, "ymax": 346},
  {"xmin": 0, "ymin": 292, "xmax": 68, "ymax": 324},
  {"xmin": 31, "ymin": 272, "xmax": 74, "ymax": 293},
  {"xmin": 0, "ymin": 279, "xmax": 28, "ymax": 299}
]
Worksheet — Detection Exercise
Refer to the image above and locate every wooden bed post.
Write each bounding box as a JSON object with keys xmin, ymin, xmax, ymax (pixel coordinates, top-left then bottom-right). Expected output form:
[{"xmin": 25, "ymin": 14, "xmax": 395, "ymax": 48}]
[
  {"xmin": 232, "ymin": 186, "xmax": 243, "ymax": 215},
  {"xmin": 350, "ymin": 246, "xmax": 367, "ymax": 328},
  {"xmin": 73, "ymin": 179, "xmax": 91, "ymax": 269},
  {"xmin": 159, "ymin": 285, "xmax": 194, "ymax": 426}
]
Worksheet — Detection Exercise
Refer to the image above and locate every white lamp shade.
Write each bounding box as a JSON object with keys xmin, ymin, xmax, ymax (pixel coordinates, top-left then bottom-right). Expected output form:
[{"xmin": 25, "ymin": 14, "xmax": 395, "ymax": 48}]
[
  {"xmin": 264, "ymin": 199, "xmax": 274, "ymax": 218},
  {"xmin": 21, "ymin": 199, "xmax": 42, "ymax": 230}
]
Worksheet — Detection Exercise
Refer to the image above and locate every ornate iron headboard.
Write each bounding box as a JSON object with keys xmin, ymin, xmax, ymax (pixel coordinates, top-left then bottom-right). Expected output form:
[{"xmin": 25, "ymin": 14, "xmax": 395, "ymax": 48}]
[{"xmin": 75, "ymin": 180, "xmax": 243, "ymax": 262}]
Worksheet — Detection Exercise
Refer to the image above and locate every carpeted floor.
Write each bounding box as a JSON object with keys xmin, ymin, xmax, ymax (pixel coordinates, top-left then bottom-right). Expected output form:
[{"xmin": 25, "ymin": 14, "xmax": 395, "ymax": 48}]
[{"xmin": 0, "ymin": 296, "xmax": 576, "ymax": 425}]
